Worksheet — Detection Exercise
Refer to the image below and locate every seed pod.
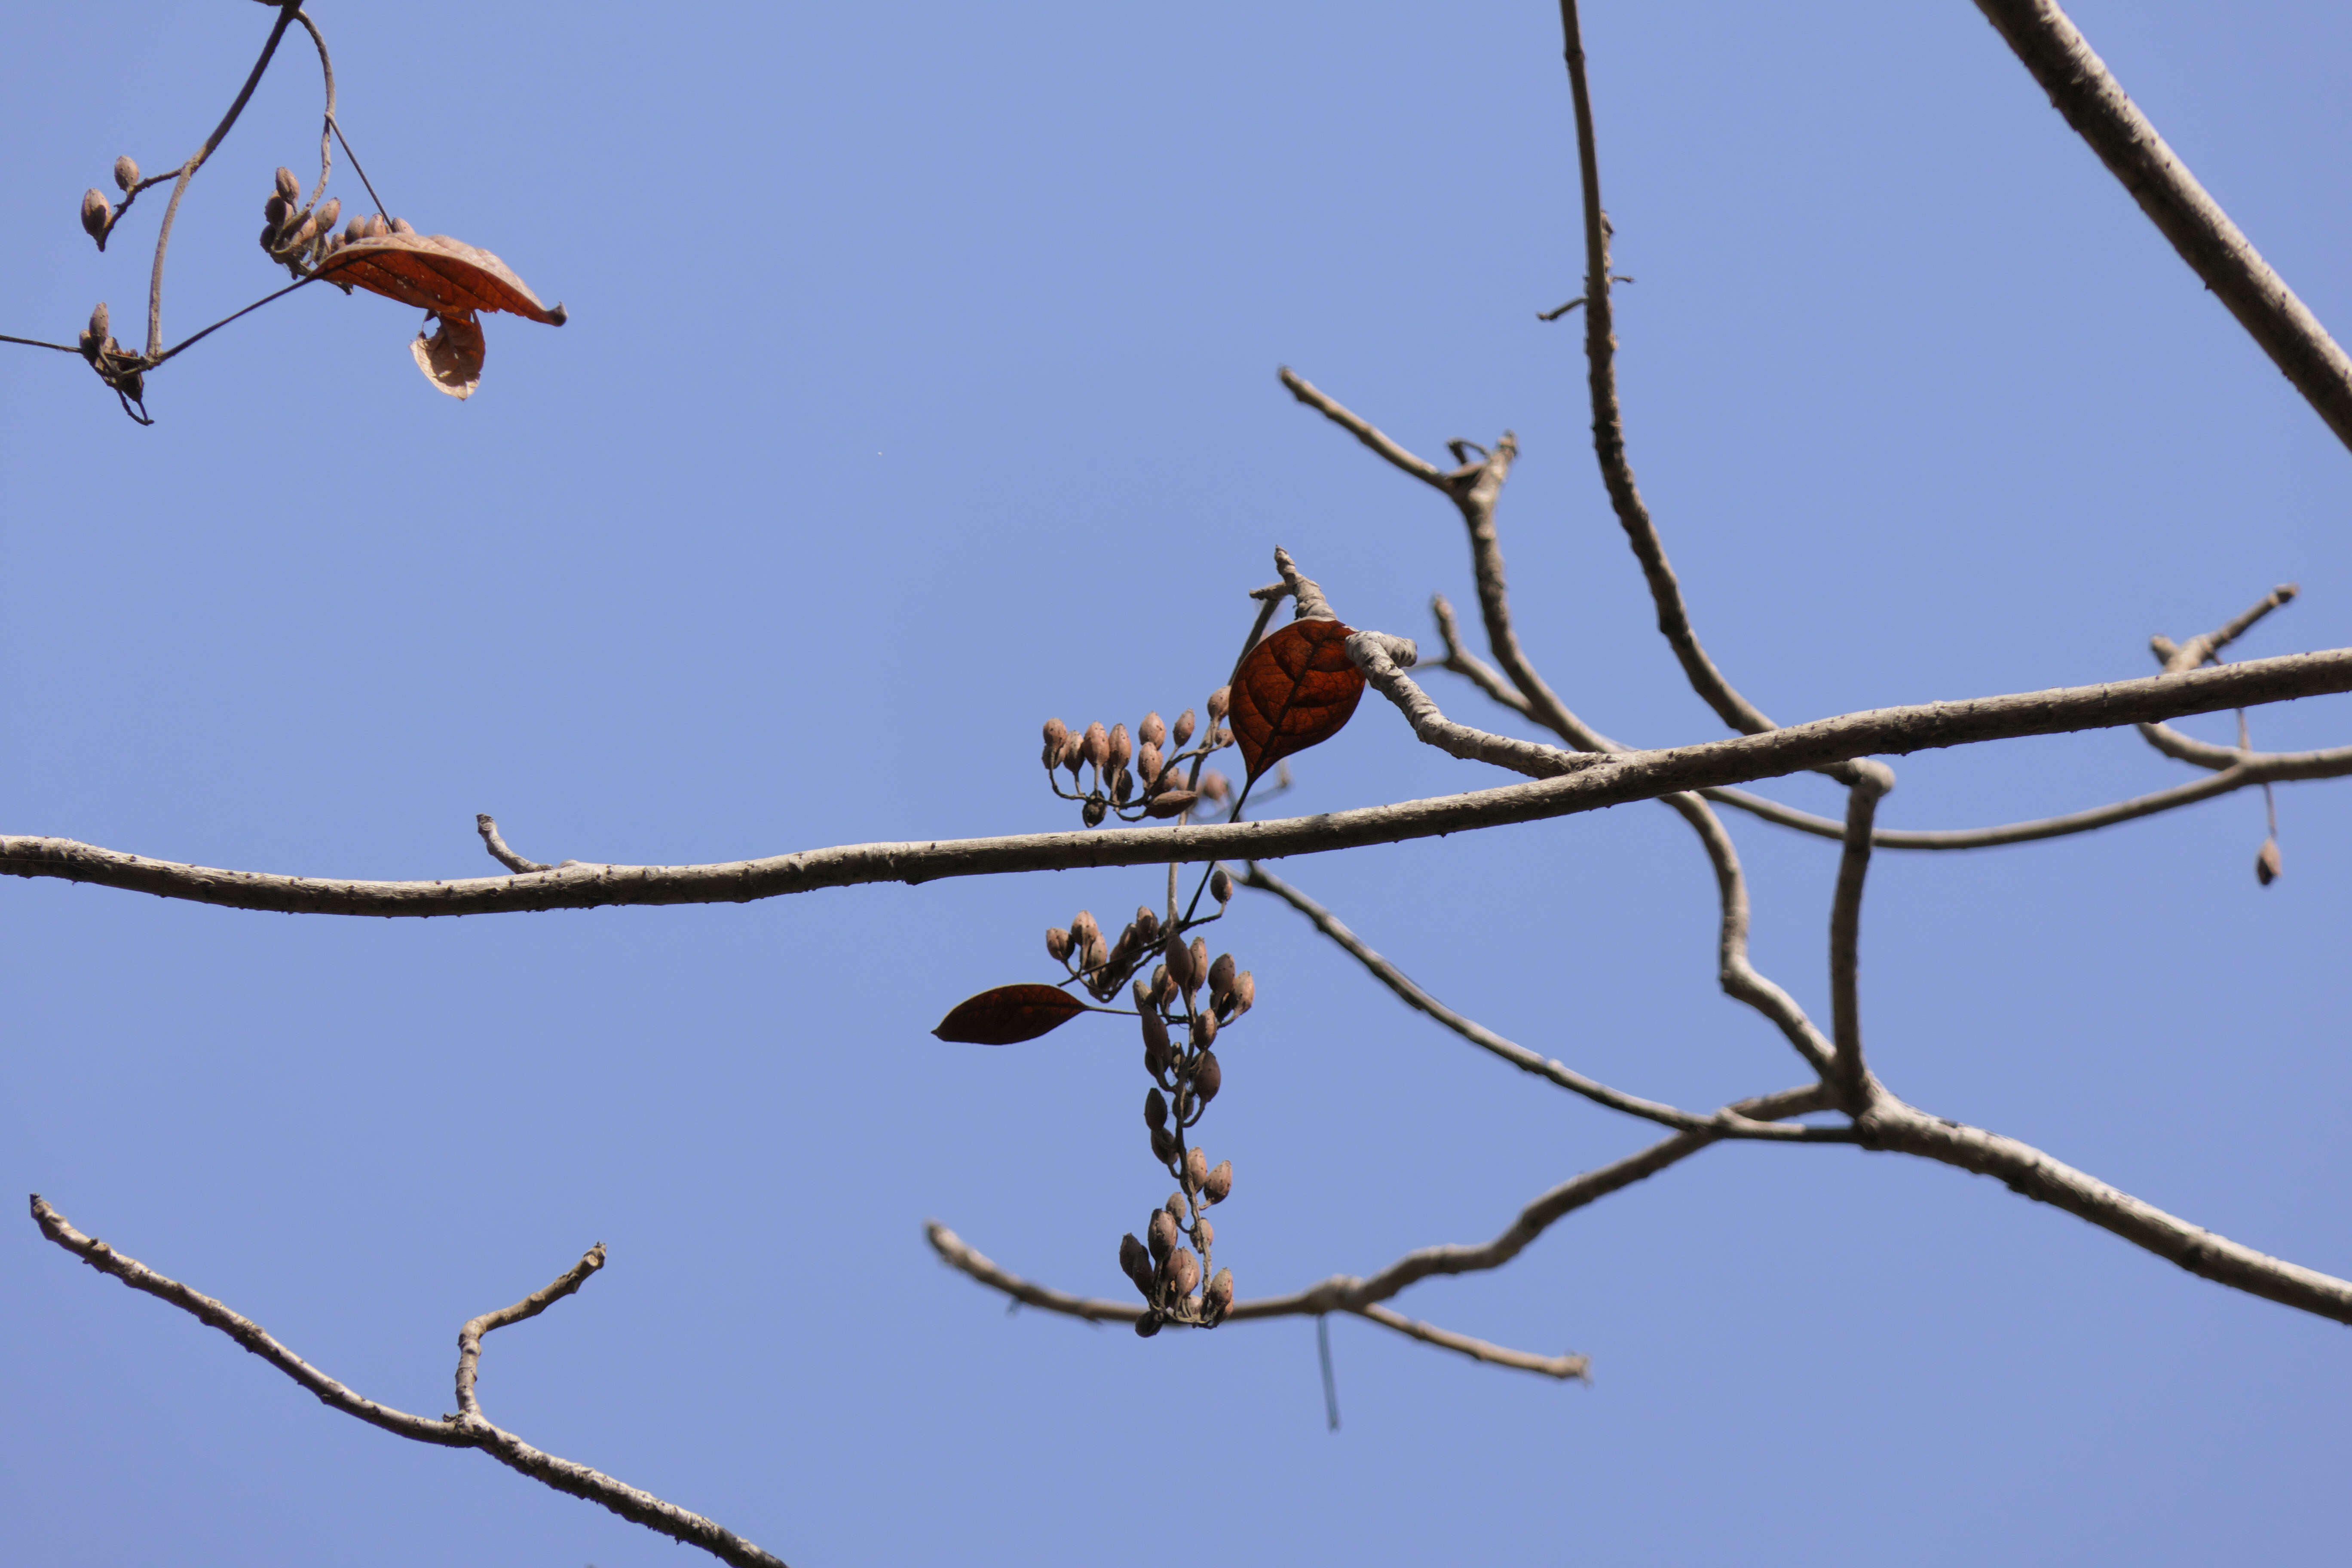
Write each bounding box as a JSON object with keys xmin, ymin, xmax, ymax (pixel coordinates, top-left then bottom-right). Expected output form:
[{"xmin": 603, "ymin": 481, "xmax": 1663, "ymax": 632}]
[
  {"xmin": 285, "ymin": 208, "xmax": 318, "ymax": 249},
  {"xmin": 1108, "ymin": 723, "xmax": 1133, "ymax": 770},
  {"xmin": 1207, "ymin": 686, "xmax": 1231, "ymax": 723},
  {"xmin": 1210, "ymin": 867, "xmax": 1234, "ymax": 906},
  {"xmin": 264, "ymin": 193, "xmax": 291, "ymax": 228},
  {"xmin": 1145, "ymin": 1087, "xmax": 1168, "ymax": 1130},
  {"xmin": 1082, "ymin": 795, "xmax": 1107, "ymax": 827},
  {"xmin": 388, "ymin": 216, "xmax": 415, "ymax": 235},
  {"xmin": 2256, "ymin": 837, "xmax": 2282, "ymax": 885},
  {"xmin": 1150, "ymin": 1124, "xmax": 1179, "ymax": 1163},
  {"xmin": 1169, "ymin": 1246, "xmax": 1200, "ymax": 1298},
  {"xmin": 1205, "ymin": 1267, "xmax": 1234, "ymax": 1319},
  {"xmin": 1147, "ymin": 1209, "xmax": 1179, "ymax": 1265},
  {"xmin": 1155, "ymin": 965, "xmax": 1180, "ymax": 1010},
  {"xmin": 273, "ymin": 165, "xmax": 300, "ymax": 203},
  {"xmin": 1084, "ymin": 931, "xmax": 1110, "ymax": 974},
  {"xmin": 1140, "ymin": 711, "xmax": 1166, "ymax": 748},
  {"xmin": 364, "ymin": 212, "xmax": 390, "ymax": 239},
  {"xmin": 1184, "ymin": 1145, "xmax": 1207, "ymax": 1189},
  {"xmin": 1196, "ymin": 1217, "xmax": 1214, "ymax": 1252},
  {"xmin": 1145, "ymin": 790, "xmax": 1199, "ymax": 819},
  {"xmin": 112, "ymin": 155, "xmax": 139, "ymax": 191},
  {"xmin": 1042, "ymin": 716, "xmax": 1069, "ymax": 766},
  {"xmin": 88, "ymin": 302, "xmax": 110, "ymax": 344},
  {"xmin": 1166, "ymin": 1193, "xmax": 1188, "ymax": 1221},
  {"xmin": 1136, "ymin": 741, "xmax": 1163, "ymax": 787},
  {"xmin": 1190, "ymin": 1009, "xmax": 1218, "ymax": 1050},
  {"xmin": 1081, "ymin": 721, "xmax": 1109, "ymax": 772},
  {"xmin": 344, "ymin": 214, "xmax": 368, "ymax": 243},
  {"xmin": 1134, "ymin": 1313, "xmax": 1162, "ymax": 1338},
  {"xmin": 1132, "ymin": 977, "xmax": 1155, "ymax": 1011},
  {"xmin": 1194, "ymin": 1050, "xmax": 1222, "ymax": 1106},
  {"xmin": 1058, "ymin": 733, "xmax": 1083, "ymax": 774},
  {"xmin": 1199, "ymin": 770, "xmax": 1230, "ymax": 803},
  {"xmin": 1163, "ymin": 931, "xmax": 1194, "ymax": 992},
  {"xmin": 1069, "ymin": 910, "xmax": 1098, "ymax": 949},
  {"xmin": 1110, "ymin": 764, "xmax": 1133, "ymax": 806},
  {"xmin": 1208, "ymin": 952, "xmax": 1237, "ymax": 1002},
  {"xmin": 1204, "ymin": 1159, "xmax": 1234, "ymax": 1204},
  {"xmin": 1188, "ymin": 938, "xmax": 1209, "ymax": 996},
  {"xmin": 1120, "ymin": 1233, "xmax": 1156, "ymax": 1297},
  {"xmin": 1133, "ymin": 905, "xmax": 1160, "ymax": 943},
  {"xmin": 80, "ymin": 188, "xmax": 111, "ymax": 240},
  {"xmin": 315, "ymin": 196, "xmax": 340, "ymax": 234},
  {"xmin": 1212, "ymin": 725, "xmax": 1233, "ymax": 749},
  {"xmin": 1231, "ymin": 971, "xmax": 1255, "ymax": 1016},
  {"xmin": 1045, "ymin": 927, "xmax": 1073, "ymax": 963},
  {"xmin": 1172, "ymin": 708, "xmax": 1197, "ymax": 747}
]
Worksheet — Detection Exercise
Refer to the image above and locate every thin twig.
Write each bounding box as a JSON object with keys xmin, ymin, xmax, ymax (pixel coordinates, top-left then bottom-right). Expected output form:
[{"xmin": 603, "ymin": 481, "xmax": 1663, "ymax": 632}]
[
  {"xmin": 1826, "ymin": 765, "xmax": 1893, "ymax": 1109},
  {"xmin": 291, "ymin": 9, "xmax": 335, "ymax": 205},
  {"xmin": 150, "ymin": 276, "xmax": 321, "ymax": 366},
  {"xmin": 1972, "ymin": 1, "xmax": 2352, "ymax": 453},
  {"xmin": 28, "ymin": 1197, "xmax": 790, "ymax": 1568},
  {"xmin": 1, "ymin": 333, "xmax": 84, "ymax": 353},
  {"xmin": 1240, "ymin": 861, "xmax": 1847, "ymax": 1137},
  {"xmin": 476, "ymin": 814, "xmax": 556, "ymax": 875}
]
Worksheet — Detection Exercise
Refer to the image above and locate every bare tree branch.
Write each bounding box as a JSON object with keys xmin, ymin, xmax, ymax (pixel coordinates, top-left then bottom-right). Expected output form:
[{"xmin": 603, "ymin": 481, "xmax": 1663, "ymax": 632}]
[
  {"xmin": 1237, "ymin": 861, "xmax": 1853, "ymax": 1140},
  {"xmin": 10, "ymin": 647, "xmax": 2352, "ymax": 916},
  {"xmin": 2142, "ymin": 584, "xmax": 2305, "ymax": 765},
  {"xmin": 476, "ymin": 813, "xmax": 555, "ymax": 875},
  {"xmin": 28, "ymin": 1196, "xmax": 789, "ymax": 1568},
  {"xmin": 1827, "ymin": 765, "xmax": 1895, "ymax": 1109},
  {"xmin": 1857, "ymin": 1098, "xmax": 2352, "ymax": 1322},
  {"xmin": 1972, "ymin": 0, "xmax": 2352, "ymax": 453}
]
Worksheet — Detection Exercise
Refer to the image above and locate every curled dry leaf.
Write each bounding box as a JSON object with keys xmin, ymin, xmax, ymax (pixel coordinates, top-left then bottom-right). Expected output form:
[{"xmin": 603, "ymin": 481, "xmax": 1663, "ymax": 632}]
[
  {"xmin": 312, "ymin": 230, "xmax": 567, "ymax": 397},
  {"xmin": 1228, "ymin": 618, "xmax": 1366, "ymax": 782},
  {"xmin": 931, "ymin": 982, "xmax": 1087, "ymax": 1045},
  {"xmin": 410, "ymin": 312, "xmax": 486, "ymax": 399}
]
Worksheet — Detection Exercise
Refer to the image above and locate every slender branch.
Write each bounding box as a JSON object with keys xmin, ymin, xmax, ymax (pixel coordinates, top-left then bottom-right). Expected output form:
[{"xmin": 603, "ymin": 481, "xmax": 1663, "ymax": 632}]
[
  {"xmin": 930, "ymin": 1083, "xmax": 1836, "ymax": 1379},
  {"xmin": 1856, "ymin": 1097, "xmax": 2352, "ymax": 1322},
  {"xmin": 1827, "ymin": 766, "xmax": 1894, "ymax": 1108},
  {"xmin": 2141, "ymin": 585, "xmax": 2303, "ymax": 763},
  {"xmin": 10, "ymin": 647, "xmax": 2352, "ymax": 916},
  {"xmin": 2, "ymin": 333, "xmax": 84, "ymax": 353},
  {"xmin": 1972, "ymin": 1, "xmax": 2352, "ymax": 453},
  {"xmin": 150, "ymin": 276, "xmax": 321, "ymax": 366},
  {"xmin": 1239, "ymin": 861, "xmax": 1851, "ymax": 1140},
  {"xmin": 291, "ymin": 9, "xmax": 335, "ymax": 205},
  {"xmin": 1277, "ymin": 366, "xmax": 1447, "ymax": 486},
  {"xmin": 146, "ymin": 3, "xmax": 303, "ymax": 361},
  {"xmin": 1555, "ymin": 1, "xmax": 1839, "ymax": 773},
  {"xmin": 476, "ymin": 813, "xmax": 555, "ymax": 875},
  {"xmin": 28, "ymin": 1196, "xmax": 789, "ymax": 1567}
]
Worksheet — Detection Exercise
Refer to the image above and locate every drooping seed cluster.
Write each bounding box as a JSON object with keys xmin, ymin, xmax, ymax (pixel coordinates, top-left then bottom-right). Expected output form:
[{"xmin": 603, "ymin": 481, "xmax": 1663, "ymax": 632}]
[
  {"xmin": 1040, "ymin": 689, "xmax": 1236, "ymax": 829},
  {"xmin": 1118, "ymin": 925, "xmax": 1253, "ymax": 1334},
  {"xmin": 255, "ymin": 164, "xmax": 400, "ymax": 280}
]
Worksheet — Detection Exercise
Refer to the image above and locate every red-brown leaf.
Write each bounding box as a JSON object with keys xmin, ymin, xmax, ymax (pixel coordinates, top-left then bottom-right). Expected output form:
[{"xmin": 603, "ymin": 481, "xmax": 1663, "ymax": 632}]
[
  {"xmin": 932, "ymin": 983, "xmax": 1087, "ymax": 1045},
  {"xmin": 314, "ymin": 232, "xmax": 568, "ymax": 325},
  {"xmin": 1228, "ymin": 618, "xmax": 1366, "ymax": 781}
]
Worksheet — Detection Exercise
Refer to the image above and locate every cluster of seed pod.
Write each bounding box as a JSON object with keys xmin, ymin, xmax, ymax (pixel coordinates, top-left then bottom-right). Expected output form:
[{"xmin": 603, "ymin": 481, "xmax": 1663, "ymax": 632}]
[
  {"xmin": 74, "ymin": 301, "xmax": 144, "ymax": 406},
  {"xmin": 255, "ymin": 165, "xmax": 410, "ymax": 279},
  {"xmin": 1119, "ymin": 926, "xmax": 1254, "ymax": 1333},
  {"xmin": 76, "ymin": 155, "xmax": 143, "ymax": 251},
  {"xmin": 1048, "ymin": 905, "xmax": 1162, "ymax": 1003},
  {"xmin": 1041, "ymin": 688, "xmax": 1236, "ymax": 828}
]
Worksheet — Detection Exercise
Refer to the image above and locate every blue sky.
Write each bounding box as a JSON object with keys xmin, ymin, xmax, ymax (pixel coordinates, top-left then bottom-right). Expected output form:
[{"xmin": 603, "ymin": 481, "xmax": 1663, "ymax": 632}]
[{"xmin": 6, "ymin": 3, "xmax": 2350, "ymax": 1563}]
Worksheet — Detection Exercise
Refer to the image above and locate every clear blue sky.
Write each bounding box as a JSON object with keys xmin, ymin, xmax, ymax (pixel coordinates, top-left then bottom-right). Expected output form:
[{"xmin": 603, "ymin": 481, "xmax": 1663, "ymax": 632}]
[{"xmin": 6, "ymin": 3, "xmax": 2350, "ymax": 1564}]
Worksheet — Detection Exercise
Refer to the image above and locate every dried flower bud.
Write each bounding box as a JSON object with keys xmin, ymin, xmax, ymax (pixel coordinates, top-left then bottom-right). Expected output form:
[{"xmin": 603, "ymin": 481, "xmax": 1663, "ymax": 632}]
[
  {"xmin": 1166, "ymin": 1193, "xmax": 1188, "ymax": 1220},
  {"xmin": 1042, "ymin": 716, "xmax": 1069, "ymax": 769},
  {"xmin": 364, "ymin": 212, "xmax": 390, "ymax": 239},
  {"xmin": 273, "ymin": 165, "xmax": 300, "ymax": 203},
  {"xmin": 1110, "ymin": 763, "xmax": 1133, "ymax": 806},
  {"xmin": 87, "ymin": 302, "xmax": 110, "ymax": 344},
  {"xmin": 1184, "ymin": 1145, "xmax": 1207, "ymax": 1189},
  {"xmin": 1199, "ymin": 770, "xmax": 1231, "ymax": 804},
  {"xmin": 1207, "ymin": 686, "xmax": 1231, "ymax": 723},
  {"xmin": 1140, "ymin": 711, "xmax": 1167, "ymax": 748},
  {"xmin": 1173, "ymin": 708, "xmax": 1197, "ymax": 747},
  {"xmin": 1231, "ymin": 971, "xmax": 1255, "ymax": 1017},
  {"xmin": 1081, "ymin": 721, "xmax": 1109, "ymax": 772},
  {"xmin": 264, "ymin": 193, "xmax": 291, "ymax": 229},
  {"xmin": 1196, "ymin": 1216, "xmax": 1214, "ymax": 1252},
  {"xmin": 1045, "ymin": 926, "xmax": 1073, "ymax": 963},
  {"xmin": 1132, "ymin": 976, "xmax": 1155, "ymax": 1011},
  {"xmin": 112, "ymin": 155, "xmax": 139, "ymax": 192},
  {"xmin": 1133, "ymin": 905, "xmax": 1160, "ymax": 943},
  {"xmin": 1208, "ymin": 952, "xmax": 1237, "ymax": 1001},
  {"xmin": 315, "ymin": 196, "xmax": 340, "ymax": 234},
  {"xmin": 1169, "ymin": 1246, "xmax": 1200, "ymax": 1298},
  {"xmin": 80, "ymin": 188, "xmax": 111, "ymax": 240},
  {"xmin": 1070, "ymin": 910, "xmax": 1098, "ymax": 948},
  {"xmin": 1108, "ymin": 723, "xmax": 1133, "ymax": 770},
  {"xmin": 1058, "ymin": 733, "xmax": 1083, "ymax": 775},
  {"xmin": 1188, "ymin": 938, "xmax": 1209, "ymax": 996},
  {"xmin": 1150, "ymin": 1124, "xmax": 1179, "ymax": 1163},
  {"xmin": 388, "ymin": 216, "xmax": 415, "ymax": 236},
  {"xmin": 1134, "ymin": 1313, "xmax": 1162, "ymax": 1338},
  {"xmin": 2257, "ymin": 837, "xmax": 2282, "ymax": 885},
  {"xmin": 1194, "ymin": 1049, "xmax": 1222, "ymax": 1105},
  {"xmin": 1145, "ymin": 790, "xmax": 1199, "ymax": 819},
  {"xmin": 1212, "ymin": 725, "xmax": 1233, "ymax": 749},
  {"xmin": 1136, "ymin": 741, "xmax": 1163, "ymax": 787},
  {"xmin": 1081, "ymin": 795, "xmax": 1107, "ymax": 827},
  {"xmin": 1204, "ymin": 1159, "xmax": 1233, "ymax": 1204},
  {"xmin": 1147, "ymin": 1209, "xmax": 1179, "ymax": 1265},
  {"xmin": 1205, "ymin": 1268, "xmax": 1234, "ymax": 1319},
  {"xmin": 1163, "ymin": 931, "xmax": 1194, "ymax": 992},
  {"xmin": 1145, "ymin": 1087, "xmax": 1168, "ymax": 1130},
  {"xmin": 344, "ymin": 214, "xmax": 368, "ymax": 243},
  {"xmin": 1084, "ymin": 932, "xmax": 1110, "ymax": 974},
  {"xmin": 1190, "ymin": 1009, "xmax": 1217, "ymax": 1049},
  {"xmin": 1120, "ymin": 1233, "xmax": 1156, "ymax": 1297},
  {"xmin": 1210, "ymin": 867, "xmax": 1234, "ymax": 906}
]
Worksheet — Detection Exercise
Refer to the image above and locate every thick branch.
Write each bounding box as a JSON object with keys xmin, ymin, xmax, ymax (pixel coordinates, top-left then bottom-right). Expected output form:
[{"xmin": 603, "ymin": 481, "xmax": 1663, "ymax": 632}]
[
  {"xmin": 1239, "ymin": 861, "xmax": 1851, "ymax": 1140},
  {"xmin": 29, "ymin": 1197, "xmax": 788, "ymax": 1568},
  {"xmin": 1972, "ymin": 2, "xmax": 2352, "ymax": 453},
  {"xmin": 1858, "ymin": 1099, "xmax": 2352, "ymax": 1322},
  {"xmin": 10, "ymin": 649, "xmax": 2352, "ymax": 916}
]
